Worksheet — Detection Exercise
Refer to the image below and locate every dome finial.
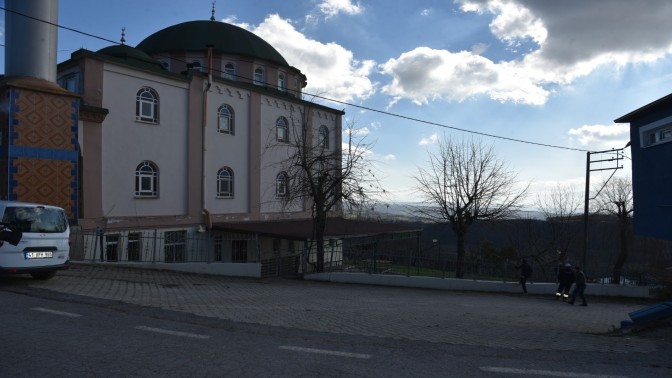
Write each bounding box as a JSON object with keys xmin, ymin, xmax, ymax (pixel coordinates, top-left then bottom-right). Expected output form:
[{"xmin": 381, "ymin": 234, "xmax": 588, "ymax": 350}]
[
  {"xmin": 121, "ymin": 27, "xmax": 126, "ymax": 45},
  {"xmin": 210, "ymin": 2, "xmax": 216, "ymax": 21}
]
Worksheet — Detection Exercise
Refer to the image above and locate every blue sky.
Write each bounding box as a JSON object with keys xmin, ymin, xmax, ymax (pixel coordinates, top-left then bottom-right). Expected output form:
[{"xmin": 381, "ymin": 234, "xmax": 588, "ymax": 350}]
[{"xmin": 3, "ymin": 0, "xmax": 670, "ymax": 209}]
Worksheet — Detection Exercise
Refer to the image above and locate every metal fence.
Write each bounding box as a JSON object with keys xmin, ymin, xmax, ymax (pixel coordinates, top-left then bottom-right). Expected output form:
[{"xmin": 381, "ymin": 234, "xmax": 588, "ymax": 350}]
[
  {"xmin": 70, "ymin": 228, "xmax": 305, "ymax": 278},
  {"xmin": 69, "ymin": 227, "xmax": 666, "ymax": 286},
  {"xmin": 71, "ymin": 229, "xmax": 229, "ymax": 263},
  {"xmin": 315, "ymin": 241, "xmax": 663, "ymax": 287}
]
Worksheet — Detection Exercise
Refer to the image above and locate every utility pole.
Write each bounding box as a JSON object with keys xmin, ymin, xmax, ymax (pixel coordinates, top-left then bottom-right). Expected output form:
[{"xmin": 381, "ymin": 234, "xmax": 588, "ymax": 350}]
[{"xmin": 582, "ymin": 149, "xmax": 624, "ymax": 270}]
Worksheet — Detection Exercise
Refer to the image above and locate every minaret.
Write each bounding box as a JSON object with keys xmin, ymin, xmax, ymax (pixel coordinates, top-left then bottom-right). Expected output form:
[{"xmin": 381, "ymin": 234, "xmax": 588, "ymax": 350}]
[
  {"xmin": 4, "ymin": 0, "xmax": 59, "ymax": 81},
  {"xmin": 0, "ymin": 0, "xmax": 79, "ymax": 220}
]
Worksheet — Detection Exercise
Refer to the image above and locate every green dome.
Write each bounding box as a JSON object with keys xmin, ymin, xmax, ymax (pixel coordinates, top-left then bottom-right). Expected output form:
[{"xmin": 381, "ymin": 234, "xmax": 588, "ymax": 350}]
[
  {"xmin": 136, "ymin": 20, "xmax": 289, "ymax": 67},
  {"xmin": 97, "ymin": 44, "xmax": 166, "ymax": 72}
]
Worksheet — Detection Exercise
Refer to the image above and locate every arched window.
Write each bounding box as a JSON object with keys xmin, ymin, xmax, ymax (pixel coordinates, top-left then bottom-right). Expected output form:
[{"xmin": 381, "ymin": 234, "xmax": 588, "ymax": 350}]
[
  {"xmin": 136, "ymin": 87, "xmax": 159, "ymax": 124},
  {"xmin": 218, "ymin": 105, "xmax": 234, "ymax": 134},
  {"xmin": 191, "ymin": 60, "xmax": 203, "ymax": 72},
  {"xmin": 223, "ymin": 62, "xmax": 236, "ymax": 80},
  {"xmin": 217, "ymin": 167, "xmax": 234, "ymax": 198},
  {"xmin": 159, "ymin": 60, "xmax": 170, "ymax": 71},
  {"xmin": 276, "ymin": 172, "xmax": 289, "ymax": 198},
  {"xmin": 254, "ymin": 67, "xmax": 265, "ymax": 85},
  {"xmin": 319, "ymin": 125, "xmax": 329, "ymax": 150},
  {"xmin": 278, "ymin": 73, "xmax": 286, "ymax": 92},
  {"xmin": 135, "ymin": 161, "xmax": 158, "ymax": 197},
  {"xmin": 276, "ymin": 117, "xmax": 289, "ymax": 143}
]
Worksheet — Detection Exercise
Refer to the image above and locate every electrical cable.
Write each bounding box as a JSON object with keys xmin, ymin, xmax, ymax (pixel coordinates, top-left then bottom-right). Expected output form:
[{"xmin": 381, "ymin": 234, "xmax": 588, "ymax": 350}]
[{"xmin": 1, "ymin": 6, "xmax": 600, "ymax": 153}]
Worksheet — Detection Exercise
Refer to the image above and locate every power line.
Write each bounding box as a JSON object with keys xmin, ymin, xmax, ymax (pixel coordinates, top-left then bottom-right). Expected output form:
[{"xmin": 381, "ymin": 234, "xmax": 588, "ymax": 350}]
[
  {"xmin": 2, "ymin": 6, "xmax": 594, "ymax": 153},
  {"xmin": 308, "ymin": 94, "xmax": 591, "ymax": 152},
  {"xmin": 0, "ymin": 6, "xmax": 120, "ymax": 45}
]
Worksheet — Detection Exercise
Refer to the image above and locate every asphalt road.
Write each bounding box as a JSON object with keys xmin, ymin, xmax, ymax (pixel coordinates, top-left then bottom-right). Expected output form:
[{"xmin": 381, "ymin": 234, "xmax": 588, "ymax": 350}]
[{"xmin": 0, "ymin": 264, "xmax": 670, "ymax": 377}]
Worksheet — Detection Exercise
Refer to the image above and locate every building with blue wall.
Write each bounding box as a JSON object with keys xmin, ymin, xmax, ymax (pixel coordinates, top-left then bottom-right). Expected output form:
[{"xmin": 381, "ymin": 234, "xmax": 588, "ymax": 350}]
[{"xmin": 615, "ymin": 94, "xmax": 672, "ymax": 241}]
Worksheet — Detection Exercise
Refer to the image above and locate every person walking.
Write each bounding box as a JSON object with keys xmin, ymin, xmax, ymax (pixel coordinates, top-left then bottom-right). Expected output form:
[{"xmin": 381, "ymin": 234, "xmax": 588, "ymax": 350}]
[
  {"xmin": 568, "ymin": 265, "xmax": 588, "ymax": 306},
  {"xmin": 515, "ymin": 259, "xmax": 533, "ymax": 294},
  {"xmin": 555, "ymin": 263, "xmax": 575, "ymax": 301}
]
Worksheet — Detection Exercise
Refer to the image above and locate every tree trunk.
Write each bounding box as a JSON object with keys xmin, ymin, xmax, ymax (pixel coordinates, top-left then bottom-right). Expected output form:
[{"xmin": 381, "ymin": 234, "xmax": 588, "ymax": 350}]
[
  {"xmin": 314, "ymin": 216, "xmax": 326, "ymax": 272},
  {"xmin": 455, "ymin": 232, "xmax": 466, "ymax": 279},
  {"xmin": 611, "ymin": 216, "xmax": 628, "ymax": 284}
]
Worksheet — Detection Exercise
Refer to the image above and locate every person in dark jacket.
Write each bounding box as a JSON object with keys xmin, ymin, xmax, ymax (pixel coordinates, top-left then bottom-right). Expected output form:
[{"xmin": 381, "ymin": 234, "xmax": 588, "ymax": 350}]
[
  {"xmin": 515, "ymin": 259, "xmax": 533, "ymax": 294},
  {"xmin": 568, "ymin": 265, "xmax": 588, "ymax": 306},
  {"xmin": 555, "ymin": 263, "xmax": 575, "ymax": 301}
]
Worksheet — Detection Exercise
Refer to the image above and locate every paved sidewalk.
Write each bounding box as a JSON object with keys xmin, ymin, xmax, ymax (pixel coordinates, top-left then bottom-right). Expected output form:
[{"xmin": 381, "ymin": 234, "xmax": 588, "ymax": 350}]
[{"xmin": 24, "ymin": 264, "xmax": 665, "ymax": 354}]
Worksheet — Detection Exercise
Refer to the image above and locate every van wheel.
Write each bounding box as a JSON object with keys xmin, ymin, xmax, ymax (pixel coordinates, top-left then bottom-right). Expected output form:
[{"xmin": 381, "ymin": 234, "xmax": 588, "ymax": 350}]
[{"xmin": 30, "ymin": 271, "xmax": 56, "ymax": 280}]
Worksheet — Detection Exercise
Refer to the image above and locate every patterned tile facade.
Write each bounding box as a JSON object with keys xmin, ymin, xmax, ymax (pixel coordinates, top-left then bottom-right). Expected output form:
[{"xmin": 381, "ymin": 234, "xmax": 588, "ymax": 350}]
[
  {"xmin": 14, "ymin": 92, "xmax": 76, "ymax": 149},
  {"xmin": 3, "ymin": 86, "xmax": 79, "ymax": 220},
  {"xmin": 11, "ymin": 158, "xmax": 76, "ymax": 219}
]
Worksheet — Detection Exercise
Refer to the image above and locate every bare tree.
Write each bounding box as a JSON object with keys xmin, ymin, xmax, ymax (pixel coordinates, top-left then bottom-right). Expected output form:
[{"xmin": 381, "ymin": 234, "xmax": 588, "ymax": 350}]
[
  {"xmin": 594, "ymin": 176, "xmax": 633, "ymax": 284},
  {"xmin": 414, "ymin": 136, "xmax": 528, "ymax": 278},
  {"xmin": 277, "ymin": 106, "xmax": 380, "ymax": 272},
  {"xmin": 535, "ymin": 184, "xmax": 583, "ymax": 263}
]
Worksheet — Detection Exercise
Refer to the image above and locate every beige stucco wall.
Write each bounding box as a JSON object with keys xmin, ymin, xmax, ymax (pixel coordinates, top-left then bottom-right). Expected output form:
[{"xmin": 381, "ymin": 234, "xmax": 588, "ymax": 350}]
[
  {"xmin": 204, "ymin": 83, "xmax": 252, "ymax": 214},
  {"xmin": 259, "ymin": 96, "xmax": 304, "ymax": 214},
  {"xmin": 100, "ymin": 65, "xmax": 189, "ymax": 217},
  {"xmin": 71, "ymin": 53, "xmax": 341, "ymax": 230}
]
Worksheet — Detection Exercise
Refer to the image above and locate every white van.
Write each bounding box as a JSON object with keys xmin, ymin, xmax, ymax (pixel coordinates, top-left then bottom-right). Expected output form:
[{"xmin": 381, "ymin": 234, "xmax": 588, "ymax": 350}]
[{"xmin": 0, "ymin": 201, "xmax": 70, "ymax": 280}]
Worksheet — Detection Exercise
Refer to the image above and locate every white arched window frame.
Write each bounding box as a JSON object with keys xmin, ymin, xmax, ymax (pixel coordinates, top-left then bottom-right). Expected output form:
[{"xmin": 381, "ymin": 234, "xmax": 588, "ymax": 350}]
[
  {"xmin": 254, "ymin": 66, "xmax": 265, "ymax": 85},
  {"xmin": 276, "ymin": 117, "xmax": 289, "ymax": 143},
  {"xmin": 159, "ymin": 59, "xmax": 170, "ymax": 71},
  {"xmin": 218, "ymin": 105, "xmax": 234, "ymax": 134},
  {"xmin": 319, "ymin": 125, "xmax": 329, "ymax": 150},
  {"xmin": 136, "ymin": 87, "xmax": 159, "ymax": 123},
  {"xmin": 190, "ymin": 60, "xmax": 204, "ymax": 72},
  {"xmin": 217, "ymin": 167, "xmax": 234, "ymax": 198},
  {"xmin": 278, "ymin": 72, "xmax": 286, "ymax": 92},
  {"xmin": 223, "ymin": 62, "xmax": 236, "ymax": 80},
  {"xmin": 135, "ymin": 161, "xmax": 158, "ymax": 197},
  {"xmin": 276, "ymin": 172, "xmax": 289, "ymax": 198}
]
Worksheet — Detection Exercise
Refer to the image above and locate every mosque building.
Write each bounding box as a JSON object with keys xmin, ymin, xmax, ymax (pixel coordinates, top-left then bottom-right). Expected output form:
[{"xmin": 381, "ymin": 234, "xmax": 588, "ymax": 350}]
[{"xmin": 1, "ymin": 0, "xmax": 350, "ymax": 272}]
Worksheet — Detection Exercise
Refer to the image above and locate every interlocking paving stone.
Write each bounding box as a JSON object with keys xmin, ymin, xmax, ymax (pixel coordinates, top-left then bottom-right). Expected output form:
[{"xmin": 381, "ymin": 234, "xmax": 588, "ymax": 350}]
[{"xmin": 27, "ymin": 264, "xmax": 662, "ymax": 353}]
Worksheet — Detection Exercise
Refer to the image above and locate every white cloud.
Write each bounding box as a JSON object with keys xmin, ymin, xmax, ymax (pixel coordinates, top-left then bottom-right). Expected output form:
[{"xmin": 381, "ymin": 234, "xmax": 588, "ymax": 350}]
[
  {"xmin": 382, "ymin": 0, "xmax": 672, "ymax": 106},
  {"xmin": 419, "ymin": 133, "xmax": 438, "ymax": 145},
  {"xmin": 461, "ymin": 0, "xmax": 547, "ymax": 46},
  {"xmin": 383, "ymin": 154, "xmax": 396, "ymax": 161},
  {"xmin": 349, "ymin": 127, "xmax": 370, "ymax": 137},
  {"xmin": 236, "ymin": 14, "xmax": 375, "ymax": 102},
  {"xmin": 420, "ymin": 9, "xmax": 432, "ymax": 16},
  {"xmin": 318, "ymin": 0, "xmax": 364, "ymax": 19},
  {"xmin": 471, "ymin": 43, "xmax": 489, "ymax": 55},
  {"xmin": 380, "ymin": 47, "xmax": 548, "ymax": 105},
  {"xmin": 567, "ymin": 124, "xmax": 630, "ymax": 149},
  {"xmin": 221, "ymin": 15, "xmax": 246, "ymax": 28}
]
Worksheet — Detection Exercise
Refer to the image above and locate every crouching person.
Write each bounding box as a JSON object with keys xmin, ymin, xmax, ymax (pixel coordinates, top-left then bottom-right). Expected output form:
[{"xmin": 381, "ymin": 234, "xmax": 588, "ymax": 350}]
[{"xmin": 556, "ymin": 263, "xmax": 575, "ymax": 301}]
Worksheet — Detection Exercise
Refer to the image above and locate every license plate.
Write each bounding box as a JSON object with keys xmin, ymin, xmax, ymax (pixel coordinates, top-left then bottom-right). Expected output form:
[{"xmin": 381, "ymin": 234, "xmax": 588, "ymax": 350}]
[{"xmin": 25, "ymin": 251, "xmax": 53, "ymax": 259}]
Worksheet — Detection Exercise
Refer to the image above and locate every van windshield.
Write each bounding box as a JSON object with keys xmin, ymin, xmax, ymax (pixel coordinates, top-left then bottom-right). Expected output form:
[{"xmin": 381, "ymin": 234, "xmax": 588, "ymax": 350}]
[{"xmin": 2, "ymin": 206, "xmax": 68, "ymax": 233}]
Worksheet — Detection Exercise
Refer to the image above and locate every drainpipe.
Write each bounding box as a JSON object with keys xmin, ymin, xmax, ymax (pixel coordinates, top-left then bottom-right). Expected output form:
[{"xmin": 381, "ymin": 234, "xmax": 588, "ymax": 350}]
[{"xmin": 202, "ymin": 45, "xmax": 213, "ymax": 228}]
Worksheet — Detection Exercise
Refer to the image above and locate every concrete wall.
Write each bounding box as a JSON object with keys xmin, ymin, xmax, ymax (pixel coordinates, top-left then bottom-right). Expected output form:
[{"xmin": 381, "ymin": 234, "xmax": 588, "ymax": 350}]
[
  {"xmin": 76, "ymin": 261, "xmax": 262, "ymax": 278},
  {"xmin": 305, "ymin": 272, "xmax": 652, "ymax": 299}
]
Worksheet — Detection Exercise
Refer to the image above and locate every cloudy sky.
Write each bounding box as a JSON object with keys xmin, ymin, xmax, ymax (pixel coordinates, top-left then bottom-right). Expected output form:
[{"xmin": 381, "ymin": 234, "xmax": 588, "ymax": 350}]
[{"xmin": 3, "ymin": 0, "xmax": 670, "ymax": 208}]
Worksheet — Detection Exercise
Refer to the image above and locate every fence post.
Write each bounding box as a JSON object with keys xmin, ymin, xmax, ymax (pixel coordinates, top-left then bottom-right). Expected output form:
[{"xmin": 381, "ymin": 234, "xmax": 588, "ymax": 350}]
[
  {"xmin": 407, "ymin": 247, "xmax": 412, "ymax": 277},
  {"xmin": 255, "ymin": 233, "xmax": 261, "ymax": 263},
  {"xmin": 302, "ymin": 240, "xmax": 308, "ymax": 274},
  {"xmin": 152, "ymin": 229, "xmax": 158, "ymax": 263},
  {"xmin": 373, "ymin": 240, "xmax": 377, "ymax": 274},
  {"xmin": 97, "ymin": 227, "xmax": 105, "ymax": 262}
]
